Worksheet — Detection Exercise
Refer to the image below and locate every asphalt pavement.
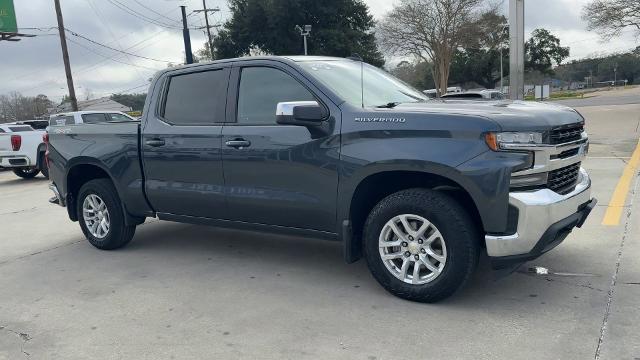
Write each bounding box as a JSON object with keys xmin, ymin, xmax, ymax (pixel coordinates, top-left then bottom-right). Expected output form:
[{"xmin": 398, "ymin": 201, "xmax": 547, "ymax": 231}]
[{"xmin": 1, "ymin": 92, "xmax": 639, "ymax": 359}]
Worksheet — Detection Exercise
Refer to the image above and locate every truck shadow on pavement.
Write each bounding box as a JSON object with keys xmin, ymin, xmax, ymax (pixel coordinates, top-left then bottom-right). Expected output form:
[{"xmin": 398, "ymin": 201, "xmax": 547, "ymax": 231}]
[{"xmin": 105, "ymin": 220, "xmax": 599, "ymax": 308}]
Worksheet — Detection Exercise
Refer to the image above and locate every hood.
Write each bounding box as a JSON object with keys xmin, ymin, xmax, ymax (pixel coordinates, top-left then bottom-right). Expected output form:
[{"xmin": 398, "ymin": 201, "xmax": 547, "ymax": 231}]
[{"xmin": 385, "ymin": 100, "xmax": 584, "ymax": 131}]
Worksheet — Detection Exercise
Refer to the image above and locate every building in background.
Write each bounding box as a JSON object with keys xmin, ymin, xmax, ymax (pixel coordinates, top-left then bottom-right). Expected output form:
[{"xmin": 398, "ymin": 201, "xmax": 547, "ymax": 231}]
[{"xmin": 54, "ymin": 97, "xmax": 132, "ymax": 113}]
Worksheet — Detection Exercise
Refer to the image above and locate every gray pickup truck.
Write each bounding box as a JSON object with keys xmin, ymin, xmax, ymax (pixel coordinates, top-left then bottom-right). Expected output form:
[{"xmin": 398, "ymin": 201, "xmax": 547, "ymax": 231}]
[{"xmin": 47, "ymin": 56, "xmax": 596, "ymax": 302}]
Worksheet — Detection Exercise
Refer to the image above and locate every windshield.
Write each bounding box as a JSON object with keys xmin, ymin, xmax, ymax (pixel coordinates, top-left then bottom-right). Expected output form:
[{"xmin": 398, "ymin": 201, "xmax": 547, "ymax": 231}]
[{"xmin": 298, "ymin": 60, "xmax": 427, "ymax": 108}]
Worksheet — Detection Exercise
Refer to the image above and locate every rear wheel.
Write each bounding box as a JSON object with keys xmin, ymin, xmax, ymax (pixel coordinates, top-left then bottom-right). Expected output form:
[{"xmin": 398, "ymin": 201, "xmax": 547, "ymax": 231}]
[
  {"xmin": 13, "ymin": 167, "xmax": 39, "ymax": 179},
  {"xmin": 77, "ymin": 179, "xmax": 136, "ymax": 250},
  {"xmin": 363, "ymin": 188, "xmax": 479, "ymax": 303}
]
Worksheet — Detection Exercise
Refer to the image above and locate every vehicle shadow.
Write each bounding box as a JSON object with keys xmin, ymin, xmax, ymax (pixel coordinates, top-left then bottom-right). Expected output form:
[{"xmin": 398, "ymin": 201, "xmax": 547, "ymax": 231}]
[
  {"xmin": 0, "ymin": 175, "xmax": 49, "ymax": 188},
  {"xmin": 116, "ymin": 220, "xmax": 593, "ymax": 309}
]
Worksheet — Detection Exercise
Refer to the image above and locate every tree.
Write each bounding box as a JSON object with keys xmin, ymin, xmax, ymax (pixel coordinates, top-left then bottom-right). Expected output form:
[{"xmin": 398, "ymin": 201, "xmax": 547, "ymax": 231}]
[
  {"xmin": 211, "ymin": 0, "xmax": 384, "ymax": 66},
  {"xmin": 0, "ymin": 92, "xmax": 53, "ymax": 123},
  {"xmin": 525, "ymin": 29, "xmax": 570, "ymax": 74},
  {"xmin": 583, "ymin": 0, "xmax": 640, "ymax": 39},
  {"xmin": 449, "ymin": 10, "xmax": 509, "ymax": 89},
  {"xmin": 388, "ymin": 60, "xmax": 435, "ymax": 90},
  {"xmin": 378, "ymin": 0, "xmax": 486, "ymax": 96},
  {"xmin": 110, "ymin": 93, "xmax": 147, "ymax": 112},
  {"xmin": 555, "ymin": 49, "xmax": 640, "ymax": 85}
]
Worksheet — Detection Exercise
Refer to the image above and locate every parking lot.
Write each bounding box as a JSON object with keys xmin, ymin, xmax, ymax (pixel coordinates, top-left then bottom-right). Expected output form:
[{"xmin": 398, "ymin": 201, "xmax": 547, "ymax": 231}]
[{"xmin": 1, "ymin": 88, "xmax": 639, "ymax": 359}]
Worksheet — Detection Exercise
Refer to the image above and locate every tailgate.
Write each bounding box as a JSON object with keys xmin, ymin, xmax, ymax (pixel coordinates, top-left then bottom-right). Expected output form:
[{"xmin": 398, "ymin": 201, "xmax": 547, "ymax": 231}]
[{"xmin": 0, "ymin": 134, "xmax": 11, "ymax": 152}]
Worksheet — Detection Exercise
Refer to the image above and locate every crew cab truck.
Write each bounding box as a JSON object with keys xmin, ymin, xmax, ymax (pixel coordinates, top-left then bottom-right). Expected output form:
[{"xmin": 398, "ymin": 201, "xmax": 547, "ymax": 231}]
[
  {"xmin": 0, "ymin": 123, "xmax": 47, "ymax": 179},
  {"xmin": 47, "ymin": 56, "xmax": 596, "ymax": 302}
]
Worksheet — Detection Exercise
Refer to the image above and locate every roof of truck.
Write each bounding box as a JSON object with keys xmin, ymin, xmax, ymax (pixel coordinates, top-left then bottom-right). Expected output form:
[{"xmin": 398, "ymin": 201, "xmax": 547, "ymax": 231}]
[{"xmin": 156, "ymin": 56, "xmax": 352, "ymax": 75}]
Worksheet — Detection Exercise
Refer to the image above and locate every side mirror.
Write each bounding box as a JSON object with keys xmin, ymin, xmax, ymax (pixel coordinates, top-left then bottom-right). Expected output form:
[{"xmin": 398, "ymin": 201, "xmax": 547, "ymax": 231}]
[{"xmin": 276, "ymin": 101, "xmax": 326, "ymax": 126}]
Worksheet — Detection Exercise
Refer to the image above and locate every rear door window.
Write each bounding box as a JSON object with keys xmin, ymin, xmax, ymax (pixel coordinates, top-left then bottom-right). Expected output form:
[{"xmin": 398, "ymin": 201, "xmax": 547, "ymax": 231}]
[
  {"xmin": 8, "ymin": 126, "xmax": 33, "ymax": 132},
  {"xmin": 81, "ymin": 113, "xmax": 109, "ymax": 124},
  {"xmin": 162, "ymin": 69, "xmax": 229, "ymax": 125}
]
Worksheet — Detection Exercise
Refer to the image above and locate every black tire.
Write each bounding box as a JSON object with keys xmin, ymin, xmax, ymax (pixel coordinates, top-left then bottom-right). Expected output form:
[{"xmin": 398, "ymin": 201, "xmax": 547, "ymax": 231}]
[
  {"xmin": 77, "ymin": 178, "xmax": 136, "ymax": 250},
  {"xmin": 38, "ymin": 152, "xmax": 49, "ymax": 179},
  {"xmin": 13, "ymin": 167, "xmax": 40, "ymax": 179},
  {"xmin": 363, "ymin": 188, "xmax": 479, "ymax": 303}
]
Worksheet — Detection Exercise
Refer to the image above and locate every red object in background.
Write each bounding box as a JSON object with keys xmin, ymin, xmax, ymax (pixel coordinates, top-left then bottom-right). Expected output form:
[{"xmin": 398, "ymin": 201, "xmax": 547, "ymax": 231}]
[{"xmin": 11, "ymin": 134, "xmax": 21, "ymax": 151}]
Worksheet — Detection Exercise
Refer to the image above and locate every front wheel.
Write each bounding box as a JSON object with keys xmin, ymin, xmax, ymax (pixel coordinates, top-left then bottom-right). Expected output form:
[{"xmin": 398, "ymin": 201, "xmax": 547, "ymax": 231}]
[
  {"xmin": 363, "ymin": 188, "xmax": 479, "ymax": 303},
  {"xmin": 13, "ymin": 167, "xmax": 39, "ymax": 179},
  {"xmin": 77, "ymin": 179, "xmax": 136, "ymax": 250}
]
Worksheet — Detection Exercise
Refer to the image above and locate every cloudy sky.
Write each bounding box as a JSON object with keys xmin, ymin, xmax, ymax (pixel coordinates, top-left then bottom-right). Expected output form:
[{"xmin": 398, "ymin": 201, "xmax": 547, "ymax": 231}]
[{"xmin": 1, "ymin": 0, "xmax": 637, "ymax": 102}]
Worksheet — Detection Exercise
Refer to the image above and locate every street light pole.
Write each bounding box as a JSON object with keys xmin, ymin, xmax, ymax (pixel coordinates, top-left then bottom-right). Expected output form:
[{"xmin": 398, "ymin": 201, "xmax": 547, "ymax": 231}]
[
  {"xmin": 509, "ymin": 0, "xmax": 525, "ymax": 100},
  {"xmin": 500, "ymin": 46, "xmax": 503, "ymax": 92},
  {"xmin": 295, "ymin": 25, "xmax": 312, "ymax": 55},
  {"xmin": 499, "ymin": 25, "xmax": 508, "ymax": 94}
]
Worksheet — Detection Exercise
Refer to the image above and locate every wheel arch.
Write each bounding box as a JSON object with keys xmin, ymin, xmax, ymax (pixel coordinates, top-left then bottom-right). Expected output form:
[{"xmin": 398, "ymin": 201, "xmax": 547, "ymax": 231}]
[
  {"xmin": 341, "ymin": 167, "xmax": 484, "ymax": 263},
  {"xmin": 65, "ymin": 160, "xmax": 143, "ymax": 226}
]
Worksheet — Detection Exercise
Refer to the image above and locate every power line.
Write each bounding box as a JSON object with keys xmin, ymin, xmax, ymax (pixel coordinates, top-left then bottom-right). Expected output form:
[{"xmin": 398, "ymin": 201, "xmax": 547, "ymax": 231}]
[
  {"xmin": 105, "ymin": 0, "xmax": 182, "ymax": 29},
  {"xmin": 74, "ymin": 30, "xmax": 170, "ymax": 75},
  {"xmin": 66, "ymin": 37, "xmax": 161, "ymax": 71},
  {"xmin": 65, "ymin": 28, "xmax": 172, "ymax": 63},
  {"xmin": 85, "ymin": 0, "xmax": 147, "ymax": 83},
  {"xmin": 131, "ymin": 0, "xmax": 179, "ymax": 22}
]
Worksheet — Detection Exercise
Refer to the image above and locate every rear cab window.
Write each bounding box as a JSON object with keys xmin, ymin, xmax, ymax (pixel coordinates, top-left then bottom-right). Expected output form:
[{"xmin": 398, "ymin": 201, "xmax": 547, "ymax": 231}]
[
  {"xmin": 161, "ymin": 69, "xmax": 228, "ymax": 125},
  {"xmin": 107, "ymin": 113, "xmax": 134, "ymax": 122},
  {"xmin": 8, "ymin": 126, "xmax": 33, "ymax": 132},
  {"xmin": 81, "ymin": 113, "xmax": 109, "ymax": 124},
  {"xmin": 50, "ymin": 116, "xmax": 75, "ymax": 126}
]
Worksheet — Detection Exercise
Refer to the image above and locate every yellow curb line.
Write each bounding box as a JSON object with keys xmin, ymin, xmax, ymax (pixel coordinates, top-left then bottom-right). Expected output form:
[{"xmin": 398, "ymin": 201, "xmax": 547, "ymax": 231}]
[{"xmin": 602, "ymin": 138, "xmax": 640, "ymax": 226}]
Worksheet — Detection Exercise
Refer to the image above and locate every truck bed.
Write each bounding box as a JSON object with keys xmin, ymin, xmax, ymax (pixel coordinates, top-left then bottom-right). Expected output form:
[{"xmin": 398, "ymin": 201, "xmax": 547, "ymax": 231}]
[{"xmin": 48, "ymin": 121, "xmax": 151, "ymax": 217}]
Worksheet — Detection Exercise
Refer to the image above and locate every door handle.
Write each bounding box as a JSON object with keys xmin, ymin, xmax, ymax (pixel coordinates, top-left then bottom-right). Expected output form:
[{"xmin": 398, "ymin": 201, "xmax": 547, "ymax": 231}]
[
  {"xmin": 145, "ymin": 138, "xmax": 165, "ymax": 147},
  {"xmin": 225, "ymin": 139, "xmax": 251, "ymax": 148}
]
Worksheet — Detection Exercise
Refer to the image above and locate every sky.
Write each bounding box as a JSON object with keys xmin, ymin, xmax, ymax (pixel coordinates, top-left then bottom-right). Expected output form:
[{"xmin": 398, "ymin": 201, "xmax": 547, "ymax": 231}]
[{"xmin": 0, "ymin": 0, "xmax": 637, "ymax": 102}]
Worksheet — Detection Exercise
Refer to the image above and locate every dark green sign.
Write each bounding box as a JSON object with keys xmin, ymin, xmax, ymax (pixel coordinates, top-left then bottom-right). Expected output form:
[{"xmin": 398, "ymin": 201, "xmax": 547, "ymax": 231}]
[{"xmin": 0, "ymin": 0, "xmax": 17, "ymax": 33}]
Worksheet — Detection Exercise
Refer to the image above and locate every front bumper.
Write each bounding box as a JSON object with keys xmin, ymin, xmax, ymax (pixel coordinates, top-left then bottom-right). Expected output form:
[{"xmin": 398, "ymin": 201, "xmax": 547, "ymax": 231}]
[{"xmin": 486, "ymin": 167, "xmax": 596, "ymax": 268}]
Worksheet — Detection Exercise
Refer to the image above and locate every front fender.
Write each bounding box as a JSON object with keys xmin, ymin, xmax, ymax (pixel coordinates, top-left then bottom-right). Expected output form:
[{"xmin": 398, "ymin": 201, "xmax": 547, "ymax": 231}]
[{"xmin": 337, "ymin": 132, "xmax": 530, "ymax": 237}]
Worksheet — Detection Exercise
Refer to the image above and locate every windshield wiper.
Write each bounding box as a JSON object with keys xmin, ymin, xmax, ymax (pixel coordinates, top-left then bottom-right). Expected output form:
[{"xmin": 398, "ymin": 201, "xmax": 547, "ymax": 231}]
[{"xmin": 375, "ymin": 102, "xmax": 402, "ymax": 108}]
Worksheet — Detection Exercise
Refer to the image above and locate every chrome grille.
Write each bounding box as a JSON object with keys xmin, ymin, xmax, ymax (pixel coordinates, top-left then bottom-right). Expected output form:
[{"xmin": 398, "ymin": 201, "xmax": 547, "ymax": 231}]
[
  {"xmin": 550, "ymin": 124, "xmax": 583, "ymax": 144},
  {"xmin": 548, "ymin": 162, "xmax": 581, "ymax": 195}
]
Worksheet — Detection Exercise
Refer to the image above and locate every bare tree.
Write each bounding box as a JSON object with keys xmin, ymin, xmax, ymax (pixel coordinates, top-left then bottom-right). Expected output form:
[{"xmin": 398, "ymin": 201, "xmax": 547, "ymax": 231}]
[
  {"xmin": 378, "ymin": 0, "xmax": 485, "ymax": 96},
  {"xmin": 583, "ymin": 0, "xmax": 640, "ymax": 39},
  {"xmin": 0, "ymin": 92, "xmax": 53, "ymax": 123}
]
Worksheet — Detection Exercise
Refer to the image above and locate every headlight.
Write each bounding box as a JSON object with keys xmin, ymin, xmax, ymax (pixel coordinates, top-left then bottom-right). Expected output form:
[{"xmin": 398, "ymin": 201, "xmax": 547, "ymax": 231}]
[{"xmin": 485, "ymin": 132, "xmax": 543, "ymax": 151}]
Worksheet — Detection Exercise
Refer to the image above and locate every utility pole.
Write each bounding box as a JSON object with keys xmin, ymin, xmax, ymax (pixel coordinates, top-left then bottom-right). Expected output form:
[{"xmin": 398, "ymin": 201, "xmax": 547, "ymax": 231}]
[
  {"xmin": 181, "ymin": 6, "xmax": 194, "ymax": 64},
  {"xmin": 613, "ymin": 64, "xmax": 617, "ymax": 88},
  {"xmin": 193, "ymin": 1, "xmax": 219, "ymax": 60},
  {"xmin": 509, "ymin": 0, "xmax": 525, "ymax": 100},
  {"xmin": 53, "ymin": 0, "xmax": 78, "ymax": 111}
]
